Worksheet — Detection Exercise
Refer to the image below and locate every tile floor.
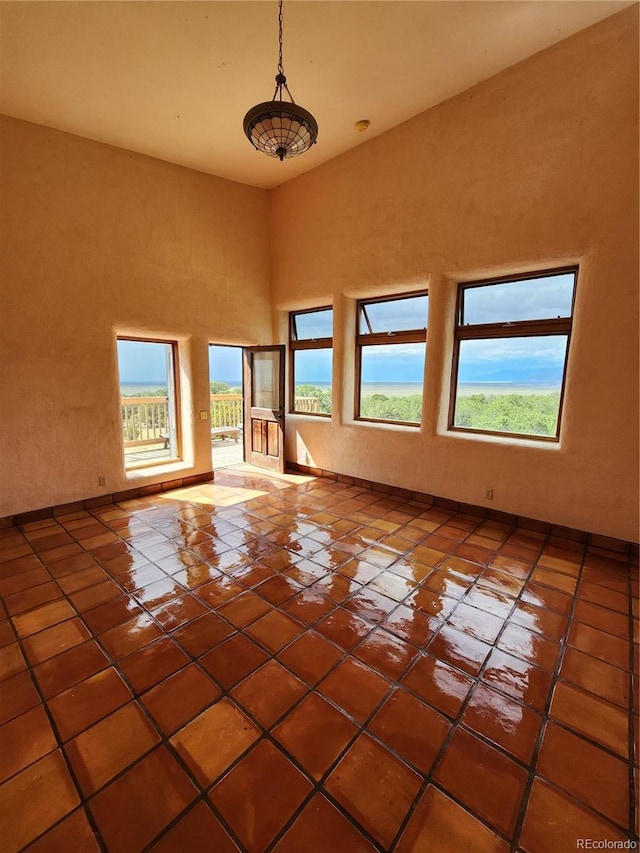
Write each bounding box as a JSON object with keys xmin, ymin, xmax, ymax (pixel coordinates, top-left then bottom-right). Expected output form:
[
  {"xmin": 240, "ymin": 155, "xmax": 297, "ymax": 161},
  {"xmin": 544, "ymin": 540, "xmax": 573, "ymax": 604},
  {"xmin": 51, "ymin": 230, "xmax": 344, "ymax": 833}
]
[{"xmin": 0, "ymin": 467, "xmax": 637, "ymax": 852}]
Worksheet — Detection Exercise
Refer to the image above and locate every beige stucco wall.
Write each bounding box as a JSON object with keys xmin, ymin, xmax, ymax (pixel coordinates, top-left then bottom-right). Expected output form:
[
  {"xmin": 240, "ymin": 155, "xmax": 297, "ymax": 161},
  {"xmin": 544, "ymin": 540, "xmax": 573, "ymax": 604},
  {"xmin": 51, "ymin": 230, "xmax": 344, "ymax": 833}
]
[
  {"xmin": 0, "ymin": 116, "xmax": 271, "ymax": 517},
  {"xmin": 270, "ymin": 8, "xmax": 639, "ymax": 542}
]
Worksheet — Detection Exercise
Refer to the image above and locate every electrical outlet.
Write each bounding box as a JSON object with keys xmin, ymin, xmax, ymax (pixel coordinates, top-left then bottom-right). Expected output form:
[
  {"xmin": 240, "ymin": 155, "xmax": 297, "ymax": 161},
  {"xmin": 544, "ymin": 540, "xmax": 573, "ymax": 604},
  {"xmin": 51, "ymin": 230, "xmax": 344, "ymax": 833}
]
[
  {"xmin": 199, "ymin": 410, "xmax": 208, "ymax": 420},
  {"xmin": 98, "ymin": 475, "xmax": 106, "ymax": 487},
  {"xmin": 485, "ymin": 488, "xmax": 493, "ymax": 500}
]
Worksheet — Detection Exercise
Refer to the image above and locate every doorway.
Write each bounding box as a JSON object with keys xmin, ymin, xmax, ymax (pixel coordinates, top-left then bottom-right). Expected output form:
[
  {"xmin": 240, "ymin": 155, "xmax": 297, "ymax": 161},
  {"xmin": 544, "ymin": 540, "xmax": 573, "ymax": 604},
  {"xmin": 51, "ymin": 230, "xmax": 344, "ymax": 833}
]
[{"xmin": 208, "ymin": 344, "xmax": 244, "ymax": 470}]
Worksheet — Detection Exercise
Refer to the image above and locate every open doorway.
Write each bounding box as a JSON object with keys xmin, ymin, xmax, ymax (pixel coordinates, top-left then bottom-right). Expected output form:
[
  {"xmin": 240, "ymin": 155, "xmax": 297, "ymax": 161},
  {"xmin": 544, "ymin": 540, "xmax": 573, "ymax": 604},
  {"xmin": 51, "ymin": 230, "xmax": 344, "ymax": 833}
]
[{"xmin": 208, "ymin": 344, "xmax": 244, "ymax": 470}]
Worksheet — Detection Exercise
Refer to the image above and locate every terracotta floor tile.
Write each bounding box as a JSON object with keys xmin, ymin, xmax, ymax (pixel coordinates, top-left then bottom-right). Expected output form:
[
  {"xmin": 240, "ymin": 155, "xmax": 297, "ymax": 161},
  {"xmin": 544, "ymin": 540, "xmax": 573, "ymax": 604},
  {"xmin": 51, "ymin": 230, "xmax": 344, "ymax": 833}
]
[
  {"xmin": 48, "ymin": 667, "xmax": 133, "ymax": 741},
  {"xmin": 57, "ymin": 566, "xmax": 109, "ymax": 594},
  {"xmin": 277, "ymin": 631, "xmax": 343, "ymax": 685},
  {"xmin": 99, "ymin": 613, "xmax": 163, "ymax": 660},
  {"xmin": 196, "ymin": 576, "xmax": 245, "ymax": 607},
  {"xmin": 149, "ymin": 801, "xmax": 239, "ymax": 853},
  {"xmin": 232, "ymin": 659, "xmax": 307, "ymax": 728},
  {"xmin": 0, "ymin": 567, "xmax": 51, "ymax": 597},
  {"xmin": 369, "ymin": 687, "xmax": 450, "ymax": 775},
  {"xmin": 0, "ymin": 619, "xmax": 14, "ymax": 648},
  {"xmin": 170, "ymin": 694, "xmax": 258, "ymax": 784},
  {"xmin": 434, "ymin": 727, "xmax": 527, "ymax": 838},
  {"xmin": 530, "ymin": 566, "xmax": 577, "ymax": 594},
  {"xmin": 560, "ymin": 646, "xmax": 630, "ymax": 708},
  {"xmin": 396, "ymin": 785, "xmax": 509, "ymax": 853},
  {"xmin": 150, "ymin": 593, "xmax": 208, "ymax": 632},
  {"xmin": 209, "ymin": 739, "xmax": 312, "ymax": 853},
  {"xmin": 0, "ymin": 669, "xmax": 41, "ymax": 725},
  {"xmin": 573, "ymin": 598, "xmax": 630, "ymax": 638},
  {"xmin": 462, "ymin": 683, "xmax": 542, "ymax": 763},
  {"xmin": 319, "ymin": 657, "xmax": 390, "ymax": 723},
  {"xmin": 273, "ymin": 793, "xmax": 377, "ymax": 853},
  {"xmin": 172, "ymin": 610, "xmax": 234, "ymax": 656},
  {"xmin": 427, "ymin": 624, "xmax": 492, "ymax": 676},
  {"xmin": 0, "ymin": 704, "xmax": 57, "ymax": 783},
  {"xmin": 253, "ymin": 574, "xmax": 302, "ymax": 605},
  {"xmin": 283, "ymin": 588, "xmax": 335, "ymax": 625},
  {"xmin": 12, "ymin": 599, "xmax": 76, "ymax": 639},
  {"xmin": 82, "ymin": 595, "xmax": 143, "ymax": 634},
  {"xmin": 567, "ymin": 621, "xmax": 629, "ymax": 669},
  {"xmin": 401, "ymin": 653, "xmax": 474, "ymax": 718},
  {"xmin": 219, "ymin": 590, "xmax": 273, "ymax": 628},
  {"xmin": 273, "ymin": 692, "xmax": 358, "ymax": 780},
  {"xmin": 381, "ymin": 602, "xmax": 441, "ymax": 647},
  {"xmin": 4, "ymin": 582, "xmax": 63, "ymax": 617},
  {"xmin": 579, "ymin": 580, "xmax": 629, "ymax": 614},
  {"xmin": 537, "ymin": 721, "xmax": 630, "ymax": 827},
  {"xmin": 133, "ymin": 577, "xmax": 186, "ymax": 610},
  {"xmin": 520, "ymin": 581, "xmax": 573, "ymax": 615},
  {"xmin": 447, "ymin": 602, "xmax": 505, "ymax": 644},
  {"xmin": 0, "ymin": 751, "xmax": 80, "ymax": 853},
  {"xmin": 423, "ymin": 569, "xmax": 471, "ymax": 600},
  {"xmin": 119, "ymin": 636, "xmax": 190, "ymax": 693},
  {"xmin": 142, "ymin": 663, "xmax": 221, "ymax": 735},
  {"xmin": 23, "ymin": 618, "xmax": 90, "ymax": 665},
  {"xmin": 246, "ymin": 609, "xmax": 305, "ymax": 653},
  {"xmin": 199, "ymin": 634, "xmax": 269, "ymax": 689},
  {"xmin": 463, "ymin": 586, "xmax": 514, "ymax": 620},
  {"xmin": 325, "ymin": 733, "xmax": 422, "ymax": 849},
  {"xmin": 315, "ymin": 607, "xmax": 371, "ymax": 651},
  {"xmin": 33, "ymin": 640, "xmax": 109, "ymax": 699},
  {"xmin": 550, "ymin": 681, "xmax": 629, "ymax": 757},
  {"xmin": 497, "ymin": 621, "xmax": 560, "ymax": 672},
  {"xmin": 88, "ymin": 747, "xmax": 197, "ymax": 853},
  {"xmin": 66, "ymin": 700, "xmax": 160, "ymax": 795},
  {"xmin": 24, "ymin": 807, "xmax": 100, "ymax": 852},
  {"xmin": 313, "ymin": 573, "xmax": 363, "ymax": 603},
  {"xmin": 519, "ymin": 779, "xmax": 630, "ymax": 853},
  {"xmin": 481, "ymin": 647, "xmax": 553, "ymax": 712},
  {"xmin": 0, "ymin": 641, "xmax": 27, "ymax": 682},
  {"xmin": 116, "ymin": 563, "xmax": 166, "ymax": 593},
  {"xmin": 353, "ymin": 626, "xmax": 418, "ymax": 680},
  {"xmin": 510, "ymin": 600, "xmax": 568, "ymax": 641}
]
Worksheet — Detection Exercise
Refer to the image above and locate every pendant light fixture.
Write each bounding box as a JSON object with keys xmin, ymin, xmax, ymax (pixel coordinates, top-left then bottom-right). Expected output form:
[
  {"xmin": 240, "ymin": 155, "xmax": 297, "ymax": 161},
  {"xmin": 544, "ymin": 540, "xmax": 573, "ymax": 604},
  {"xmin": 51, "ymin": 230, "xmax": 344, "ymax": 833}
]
[{"xmin": 243, "ymin": 0, "xmax": 318, "ymax": 161}]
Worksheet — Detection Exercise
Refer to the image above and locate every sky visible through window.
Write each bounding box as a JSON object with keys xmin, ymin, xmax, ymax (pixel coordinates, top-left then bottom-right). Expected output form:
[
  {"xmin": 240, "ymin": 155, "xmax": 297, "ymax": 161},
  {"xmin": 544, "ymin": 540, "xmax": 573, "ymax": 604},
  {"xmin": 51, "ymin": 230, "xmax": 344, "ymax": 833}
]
[{"xmin": 117, "ymin": 275, "xmax": 573, "ymax": 389}]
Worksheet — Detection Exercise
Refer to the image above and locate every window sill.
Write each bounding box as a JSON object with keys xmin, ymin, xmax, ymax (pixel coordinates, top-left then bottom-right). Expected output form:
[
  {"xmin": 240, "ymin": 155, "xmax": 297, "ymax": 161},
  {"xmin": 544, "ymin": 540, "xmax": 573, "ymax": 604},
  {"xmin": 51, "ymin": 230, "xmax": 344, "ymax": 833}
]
[
  {"xmin": 125, "ymin": 460, "xmax": 193, "ymax": 481},
  {"xmin": 445, "ymin": 428, "xmax": 561, "ymax": 450}
]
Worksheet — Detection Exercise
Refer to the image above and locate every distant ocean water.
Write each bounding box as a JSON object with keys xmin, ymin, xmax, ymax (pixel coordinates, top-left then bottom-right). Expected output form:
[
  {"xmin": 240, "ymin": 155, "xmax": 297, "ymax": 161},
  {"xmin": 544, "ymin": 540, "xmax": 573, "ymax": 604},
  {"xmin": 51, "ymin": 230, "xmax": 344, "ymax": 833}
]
[{"xmin": 121, "ymin": 380, "xmax": 559, "ymax": 398}]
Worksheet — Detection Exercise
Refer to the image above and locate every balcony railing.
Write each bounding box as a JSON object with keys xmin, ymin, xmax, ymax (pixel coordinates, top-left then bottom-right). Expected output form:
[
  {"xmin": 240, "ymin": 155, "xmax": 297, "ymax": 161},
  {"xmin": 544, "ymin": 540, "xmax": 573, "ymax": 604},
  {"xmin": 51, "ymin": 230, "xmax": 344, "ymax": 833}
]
[{"xmin": 121, "ymin": 392, "xmax": 319, "ymax": 448}]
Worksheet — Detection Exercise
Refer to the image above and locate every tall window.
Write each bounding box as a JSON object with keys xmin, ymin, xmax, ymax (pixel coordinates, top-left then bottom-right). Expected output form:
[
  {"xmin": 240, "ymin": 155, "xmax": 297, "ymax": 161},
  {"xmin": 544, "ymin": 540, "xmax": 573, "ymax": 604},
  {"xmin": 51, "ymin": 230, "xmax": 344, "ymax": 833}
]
[
  {"xmin": 356, "ymin": 291, "xmax": 428, "ymax": 425},
  {"xmin": 449, "ymin": 268, "xmax": 577, "ymax": 440},
  {"xmin": 289, "ymin": 307, "xmax": 333, "ymax": 416},
  {"xmin": 117, "ymin": 338, "xmax": 181, "ymax": 468}
]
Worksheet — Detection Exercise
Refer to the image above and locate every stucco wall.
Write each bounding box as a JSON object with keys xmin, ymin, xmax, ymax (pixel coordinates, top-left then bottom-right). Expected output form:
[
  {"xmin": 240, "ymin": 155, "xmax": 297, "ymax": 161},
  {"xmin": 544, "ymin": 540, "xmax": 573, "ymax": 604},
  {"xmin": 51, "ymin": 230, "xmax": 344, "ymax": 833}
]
[
  {"xmin": 269, "ymin": 8, "xmax": 639, "ymax": 542},
  {"xmin": 0, "ymin": 117, "xmax": 271, "ymax": 517}
]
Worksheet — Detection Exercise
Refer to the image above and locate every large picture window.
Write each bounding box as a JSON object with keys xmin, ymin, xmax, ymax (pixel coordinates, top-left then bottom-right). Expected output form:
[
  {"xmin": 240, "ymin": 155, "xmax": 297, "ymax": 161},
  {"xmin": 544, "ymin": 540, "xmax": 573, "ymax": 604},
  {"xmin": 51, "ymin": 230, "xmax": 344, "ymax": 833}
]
[
  {"xmin": 356, "ymin": 292, "xmax": 428, "ymax": 425},
  {"xmin": 289, "ymin": 307, "xmax": 333, "ymax": 415},
  {"xmin": 117, "ymin": 338, "xmax": 181, "ymax": 468},
  {"xmin": 449, "ymin": 268, "xmax": 577, "ymax": 440}
]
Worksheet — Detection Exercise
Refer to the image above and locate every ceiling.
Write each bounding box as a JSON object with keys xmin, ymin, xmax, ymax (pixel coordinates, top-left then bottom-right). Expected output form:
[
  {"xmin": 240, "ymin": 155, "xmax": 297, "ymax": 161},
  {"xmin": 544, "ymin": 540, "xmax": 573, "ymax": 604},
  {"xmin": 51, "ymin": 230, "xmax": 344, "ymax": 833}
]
[{"xmin": 0, "ymin": 1, "xmax": 634, "ymax": 190}]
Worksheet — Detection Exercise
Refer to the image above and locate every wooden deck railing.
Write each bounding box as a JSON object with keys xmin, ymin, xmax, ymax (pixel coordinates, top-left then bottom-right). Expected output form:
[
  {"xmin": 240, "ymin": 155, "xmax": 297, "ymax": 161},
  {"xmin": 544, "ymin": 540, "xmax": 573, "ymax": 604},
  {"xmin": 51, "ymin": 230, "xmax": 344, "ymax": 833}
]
[{"xmin": 121, "ymin": 392, "xmax": 319, "ymax": 447}]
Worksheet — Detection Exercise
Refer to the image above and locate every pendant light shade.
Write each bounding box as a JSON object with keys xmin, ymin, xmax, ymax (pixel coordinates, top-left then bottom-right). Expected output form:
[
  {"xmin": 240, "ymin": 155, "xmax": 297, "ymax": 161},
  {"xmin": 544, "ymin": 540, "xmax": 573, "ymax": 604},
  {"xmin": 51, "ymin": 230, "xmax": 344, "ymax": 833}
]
[{"xmin": 243, "ymin": 3, "xmax": 318, "ymax": 161}]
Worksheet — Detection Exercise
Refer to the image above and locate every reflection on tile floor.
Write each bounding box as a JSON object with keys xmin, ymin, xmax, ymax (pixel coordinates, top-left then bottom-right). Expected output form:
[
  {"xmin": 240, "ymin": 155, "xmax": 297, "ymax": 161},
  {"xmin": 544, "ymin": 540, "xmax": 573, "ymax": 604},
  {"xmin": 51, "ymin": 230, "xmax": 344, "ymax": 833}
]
[{"xmin": 0, "ymin": 467, "xmax": 637, "ymax": 851}]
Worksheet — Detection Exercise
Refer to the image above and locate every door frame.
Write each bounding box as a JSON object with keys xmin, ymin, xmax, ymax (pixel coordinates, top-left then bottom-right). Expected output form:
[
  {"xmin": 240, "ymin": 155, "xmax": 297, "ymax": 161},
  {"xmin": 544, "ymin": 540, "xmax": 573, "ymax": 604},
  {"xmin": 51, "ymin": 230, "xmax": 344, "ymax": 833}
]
[{"xmin": 243, "ymin": 345, "xmax": 286, "ymax": 473}]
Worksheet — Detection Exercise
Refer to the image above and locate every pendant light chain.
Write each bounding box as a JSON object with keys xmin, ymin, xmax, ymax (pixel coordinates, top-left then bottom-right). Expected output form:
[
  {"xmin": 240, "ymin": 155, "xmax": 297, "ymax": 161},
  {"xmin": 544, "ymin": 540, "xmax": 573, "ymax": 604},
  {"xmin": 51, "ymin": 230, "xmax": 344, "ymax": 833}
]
[{"xmin": 278, "ymin": 0, "xmax": 284, "ymax": 75}]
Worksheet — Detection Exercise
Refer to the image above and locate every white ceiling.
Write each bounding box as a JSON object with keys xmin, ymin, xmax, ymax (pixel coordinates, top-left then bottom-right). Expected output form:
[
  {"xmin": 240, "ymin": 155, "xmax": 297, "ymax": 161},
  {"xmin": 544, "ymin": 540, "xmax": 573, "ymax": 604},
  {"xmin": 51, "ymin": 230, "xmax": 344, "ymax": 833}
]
[{"xmin": 0, "ymin": 1, "xmax": 633, "ymax": 190}]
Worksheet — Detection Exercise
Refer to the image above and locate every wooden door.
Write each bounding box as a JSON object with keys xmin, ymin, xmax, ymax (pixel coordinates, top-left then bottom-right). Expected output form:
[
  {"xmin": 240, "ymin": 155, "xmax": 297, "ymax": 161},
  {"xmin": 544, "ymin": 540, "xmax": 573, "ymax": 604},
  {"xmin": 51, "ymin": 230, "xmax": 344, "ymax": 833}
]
[{"xmin": 243, "ymin": 346, "xmax": 285, "ymax": 473}]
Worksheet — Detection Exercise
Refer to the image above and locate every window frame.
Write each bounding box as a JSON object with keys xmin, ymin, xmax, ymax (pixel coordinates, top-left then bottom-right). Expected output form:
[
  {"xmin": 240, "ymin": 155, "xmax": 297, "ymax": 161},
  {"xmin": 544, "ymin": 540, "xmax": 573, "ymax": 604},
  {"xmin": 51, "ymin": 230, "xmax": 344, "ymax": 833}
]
[
  {"xmin": 117, "ymin": 336, "xmax": 182, "ymax": 470},
  {"xmin": 288, "ymin": 306, "xmax": 333, "ymax": 417},
  {"xmin": 448, "ymin": 266, "xmax": 578, "ymax": 442},
  {"xmin": 355, "ymin": 289, "xmax": 429, "ymax": 426}
]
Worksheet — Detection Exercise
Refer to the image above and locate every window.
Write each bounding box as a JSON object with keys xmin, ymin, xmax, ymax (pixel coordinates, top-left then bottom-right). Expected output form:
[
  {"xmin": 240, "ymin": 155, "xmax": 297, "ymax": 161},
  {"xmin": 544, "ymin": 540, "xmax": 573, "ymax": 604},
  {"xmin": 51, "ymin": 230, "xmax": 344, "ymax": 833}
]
[
  {"xmin": 449, "ymin": 268, "xmax": 577, "ymax": 440},
  {"xmin": 356, "ymin": 291, "xmax": 428, "ymax": 424},
  {"xmin": 117, "ymin": 338, "xmax": 181, "ymax": 468},
  {"xmin": 289, "ymin": 307, "xmax": 333, "ymax": 415}
]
